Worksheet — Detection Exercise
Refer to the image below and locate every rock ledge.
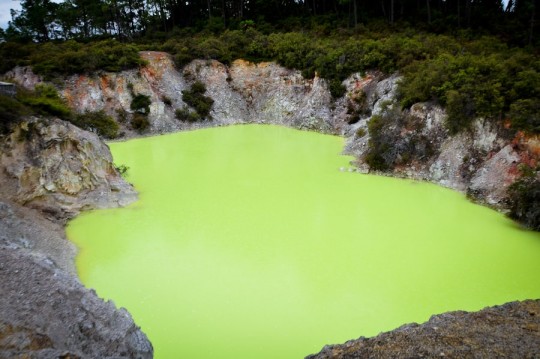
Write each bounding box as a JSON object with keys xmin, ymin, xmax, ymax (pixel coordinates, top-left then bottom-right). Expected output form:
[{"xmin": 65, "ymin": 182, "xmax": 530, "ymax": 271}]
[{"xmin": 307, "ymin": 300, "xmax": 540, "ymax": 359}]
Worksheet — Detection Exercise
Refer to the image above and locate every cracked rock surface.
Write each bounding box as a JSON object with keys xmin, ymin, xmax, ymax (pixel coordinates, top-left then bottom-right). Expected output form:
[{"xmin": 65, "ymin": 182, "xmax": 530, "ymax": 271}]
[
  {"xmin": 307, "ymin": 300, "xmax": 540, "ymax": 359},
  {"xmin": 0, "ymin": 247, "xmax": 152, "ymax": 359}
]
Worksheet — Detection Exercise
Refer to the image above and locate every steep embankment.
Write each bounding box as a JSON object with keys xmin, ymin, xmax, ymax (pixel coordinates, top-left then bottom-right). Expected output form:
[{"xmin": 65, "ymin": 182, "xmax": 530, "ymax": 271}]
[
  {"xmin": 0, "ymin": 119, "xmax": 152, "ymax": 358},
  {"xmin": 2, "ymin": 51, "xmax": 539, "ymax": 357}
]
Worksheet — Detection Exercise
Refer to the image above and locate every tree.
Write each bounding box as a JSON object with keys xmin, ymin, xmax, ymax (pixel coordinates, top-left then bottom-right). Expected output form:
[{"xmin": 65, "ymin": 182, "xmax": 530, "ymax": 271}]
[{"xmin": 10, "ymin": 0, "xmax": 59, "ymax": 41}]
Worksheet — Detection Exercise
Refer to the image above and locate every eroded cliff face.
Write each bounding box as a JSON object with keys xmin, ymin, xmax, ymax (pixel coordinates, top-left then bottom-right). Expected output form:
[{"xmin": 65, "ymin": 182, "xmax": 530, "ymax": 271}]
[
  {"xmin": 48, "ymin": 52, "xmax": 337, "ymax": 134},
  {"xmin": 10, "ymin": 51, "xmax": 534, "ymax": 208}
]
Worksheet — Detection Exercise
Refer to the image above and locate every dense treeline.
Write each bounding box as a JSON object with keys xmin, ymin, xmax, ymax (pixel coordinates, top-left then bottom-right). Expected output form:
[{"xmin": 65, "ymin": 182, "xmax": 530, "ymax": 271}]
[
  {"xmin": 2, "ymin": 18, "xmax": 540, "ymax": 136},
  {"xmin": 1, "ymin": 0, "xmax": 538, "ymax": 135},
  {"xmin": 1, "ymin": 0, "xmax": 538, "ymax": 47}
]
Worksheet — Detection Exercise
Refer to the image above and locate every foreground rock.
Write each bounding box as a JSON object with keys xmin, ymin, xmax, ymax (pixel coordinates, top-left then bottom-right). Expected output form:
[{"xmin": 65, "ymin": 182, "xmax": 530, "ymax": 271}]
[
  {"xmin": 0, "ymin": 247, "xmax": 152, "ymax": 358},
  {"xmin": 307, "ymin": 300, "xmax": 540, "ymax": 359}
]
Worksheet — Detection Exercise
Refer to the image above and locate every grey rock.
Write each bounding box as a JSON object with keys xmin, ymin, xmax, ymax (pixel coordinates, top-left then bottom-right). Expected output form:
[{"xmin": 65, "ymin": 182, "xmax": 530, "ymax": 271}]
[
  {"xmin": 306, "ymin": 300, "xmax": 540, "ymax": 359},
  {"xmin": 0, "ymin": 118, "xmax": 137, "ymax": 220},
  {"xmin": 0, "ymin": 248, "xmax": 152, "ymax": 359}
]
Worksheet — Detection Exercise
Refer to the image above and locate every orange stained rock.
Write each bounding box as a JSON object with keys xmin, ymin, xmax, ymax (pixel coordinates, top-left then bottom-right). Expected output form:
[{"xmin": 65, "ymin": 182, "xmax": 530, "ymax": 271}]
[
  {"xmin": 353, "ymin": 74, "xmax": 375, "ymax": 90},
  {"xmin": 63, "ymin": 90, "xmax": 74, "ymax": 107},
  {"xmin": 117, "ymin": 78, "xmax": 125, "ymax": 94},
  {"xmin": 141, "ymin": 66, "xmax": 157, "ymax": 80},
  {"xmin": 100, "ymin": 75, "xmax": 110, "ymax": 91},
  {"xmin": 75, "ymin": 75, "xmax": 88, "ymax": 88}
]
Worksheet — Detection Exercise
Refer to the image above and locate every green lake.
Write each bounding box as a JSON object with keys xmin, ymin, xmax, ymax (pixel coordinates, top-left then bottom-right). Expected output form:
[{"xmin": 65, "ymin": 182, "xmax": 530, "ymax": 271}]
[{"xmin": 67, "ymin": 124, "xmax": 540, "ymax": 358}]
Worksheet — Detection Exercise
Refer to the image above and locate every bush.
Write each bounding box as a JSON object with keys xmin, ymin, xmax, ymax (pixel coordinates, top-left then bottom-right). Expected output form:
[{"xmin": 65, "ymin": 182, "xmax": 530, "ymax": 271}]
[
  {"xmin": 181, "ymin": 81, "xmax": 214, "ymax": 120},
  {"xmin": 162, "ymin": 96, "xmax": 172, "ymax": 106},
  {"xmin": 356, "ymin": 128, "xmax": 367, "ymax": 137},
  {"xmin": 0, "ymin": 94, "xmax": 30, "ymax": 134},
  {"xmin": 130, "ymin": 93, "xmax": 151, "ymax": 114},
  {"xmin": 365, "ymin": 102, "xmax": 434, "ymax": 171},
  {"xmin": 72, "ymin": 110, "xmax": 119, "ymax": 138},
  {"xmin": 116, "ymin": 108, "xmax": 129, "ymax": 123},
  {"xmin": 19, "ymin": 40, "xmax": 145, "ymax": 79},
  {"xmin": 399, "ymin": 46, "xmax": 540, "ymax": 134},
  {"xmin": 17, "ymin": 84, "xmax": 72, "ymax": 120},
  {"xmin": 329, "ymin": 79, "xmax": 346, "ymax": 99},
  {"xmin": 175, "ymin": 106, "xmax": 201, "ymax": 122},
  {"xmin": 445, "ymin": 90, "xmax": 475, "ymax": 134},
  {"xmin": 115, "ymin": 164, "xmax": 130, "ymax": 177},
  {"xmin": 507, "ymin": 176, "xmax": 540, "ymax": 230},
  {"xmin": 365, "ymin": 115, "xmax": 392, "ymax": 171},
  {"xmin": 509, "ymin": 99, "xmax": 540, "ymax": 133},
  {"xmin": 131, "ymin": 113, "xmax": 150, "ymax": 132}
]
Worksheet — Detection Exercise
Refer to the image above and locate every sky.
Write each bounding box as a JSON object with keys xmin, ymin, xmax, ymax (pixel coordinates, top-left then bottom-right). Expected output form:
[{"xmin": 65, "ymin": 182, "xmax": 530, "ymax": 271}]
[
  {"xmin": 0, "ymin": 0, "xmax": 512, "ymax": 31},
  {"xmin": 0, "ymin": 0, "xmax": 18, "ymax": 30}
]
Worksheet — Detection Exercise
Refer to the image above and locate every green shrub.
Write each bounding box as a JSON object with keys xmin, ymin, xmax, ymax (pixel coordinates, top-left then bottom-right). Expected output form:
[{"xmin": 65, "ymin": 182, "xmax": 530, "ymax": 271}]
[
  {"xmin": 175, "ymin": 106, "xmax": 201, "ymax": 122},
  {"xmin": 399, "ymin": 47, "xmax": 540, "ymax": 134},
  {"xmin": 181, "ymin": 81, "xmax": 214, "ymax": 120},
  {"xmin": 130, "ymin": 93, "xmax": 151, "ymax": 114},
  {"xmin": 365, "ymin": 115, "xmax": 392, "ymax": 171},
  {"xmin": 131, "ymin": 113, "xmax": 150, "ymax": 132},
  {"xmin": 356, "ymin": 128, "xmax": 366, "ymax": 137},
  {"xmin": 329, "ymin": 79, "xmax": 346, "ymax": 99},
  {"xmin": 23, "ymin": 40, "xmax": 144, "ymax": 79},
  {"xmin": 509, "ymin": 99, "xmax": 540, "ymax": 133},
  {"xmin": 116, "ymin": 108, "xmax": 130, "ymax": 123},
  {"xmin": 162, "ymin": 96, "xmax": 172, "ymax": 106},
  {"xmin": 0, "ymin": 94, "xmax": 30, "ymax": 134},
  {"xmin": 445, "ymin": 90, "xmax": 475, "ymax": 134},
  {"xmin": 507, "ymin": 176, "xmax": 540, "ymax": 230},
  {"xmin": 190, "ymin": 81, "xmax": 206, "ymax": 94},
  {"xmin": 72, "ymin": 110, "xmax": 119, "ymax": 138},
  {"xmin": 115, "ymin": 164, "xmax": 130, "ymax": 177},
  {"xmin": 17, "ymin": 84, "xmax": 72, "ymax": 120}
]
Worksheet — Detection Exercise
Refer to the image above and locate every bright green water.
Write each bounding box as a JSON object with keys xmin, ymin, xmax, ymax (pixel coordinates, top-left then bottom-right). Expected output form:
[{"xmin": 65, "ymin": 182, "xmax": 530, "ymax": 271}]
[{"xmin": 67, "ymin": 124, "xmax": 540, "ymax": 359}]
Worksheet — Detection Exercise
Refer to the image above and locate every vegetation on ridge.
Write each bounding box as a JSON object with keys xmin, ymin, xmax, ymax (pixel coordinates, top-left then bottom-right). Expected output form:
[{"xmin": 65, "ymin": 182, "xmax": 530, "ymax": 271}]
[
  {"xmin": 2, "ymin": 0, "xmax": 539, "ymax": 133},
  {"xmin": 0, "ymin": 84, "xmax": 120, "ymax": 138}
]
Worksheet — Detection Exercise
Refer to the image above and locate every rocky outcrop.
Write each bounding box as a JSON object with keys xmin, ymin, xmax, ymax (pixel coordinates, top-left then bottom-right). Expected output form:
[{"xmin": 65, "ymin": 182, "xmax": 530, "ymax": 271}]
[
  {"xmin": 0, "ymin": 118, "xmax": 137, "ymax": 220},
  {"xmin": 0, "ymin": 246, "xmax": 152, "ymax": 359},
  {"xmin": 54, "ymin": 52, "xmax": 338, "ymax": 134},
  {"xmin": 306, "ymin": 300, "xmax": 540, "ymax": 359},
  {"xmin": 342, "ymin": 78, "xmax": 532, "ymax": 208}
]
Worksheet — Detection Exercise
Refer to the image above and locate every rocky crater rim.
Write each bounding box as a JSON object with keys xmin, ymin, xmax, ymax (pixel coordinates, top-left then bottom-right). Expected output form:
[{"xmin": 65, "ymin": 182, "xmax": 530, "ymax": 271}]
[
  {"xmin": 1, "ymin": 51, "xmax": 539, "ymax": 358},
  {"xmin": 7, "ymin": 51, "xmax": 539, "ymax": 212}
]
